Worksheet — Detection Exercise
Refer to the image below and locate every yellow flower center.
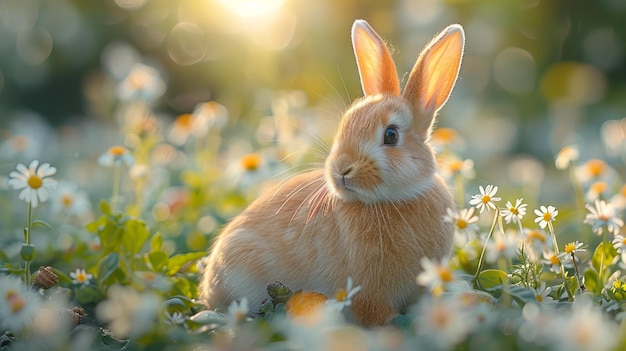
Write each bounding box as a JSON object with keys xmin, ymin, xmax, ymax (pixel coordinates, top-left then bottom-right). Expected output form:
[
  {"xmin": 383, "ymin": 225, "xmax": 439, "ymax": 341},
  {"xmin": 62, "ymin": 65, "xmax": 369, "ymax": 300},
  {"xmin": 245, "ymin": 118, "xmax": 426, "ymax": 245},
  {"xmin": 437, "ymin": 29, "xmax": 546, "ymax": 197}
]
[
  {"xmin": 240, "ymin": 153, "xmax": 262, "ymax": 172},
  {"xmin": 432, "ymin": 128, "xmax": 458, "ymax": 145},
  {"xmin": 449, "ymin": 160, "xmax": 463, "ymax": 173},
  {"xmin": 109, "ymin": 146, "xmax": 127, "ymax": 156},
  {"xmin": 12, "ymin": 135, "xmax": 28, "ymax": 151},
  {"xmin": 535, "ymin": 294, "xmax": 543, "ymax": 303},
  {"xmin": 75, "ymin": 271, "xmax": 88, "ymax": 283},
  {"xmin": 613, "ymin": 281, "xmax": 622, "ymax": 290},
  {"xmin": 27, "ymin": 175, "xmax": 43, "ymax": 189},
  {"xmin": 586, "ymin": 159, "xmax": 606, "ymax": 177},
  {"xmin": 481, "ymin": 195, "xmax": 491, "ymax": 204},
  {"xmin": 175, "ymin": 114, "xmax": 193, "ymax": 130},
  {"xmin": 142, "ymin": 272, "xmax": 157, "ymax": 282},
  {"xmin": 438, "ymin": 267, "xmax": 453, "ymax": 282},
  {"xmin": 509, "ymin": 207, "xmax": 519, "ymax": 215},
  {"xmin": 61, "ymin": 195, "xmax": 73, "ymax": 208},
  {"xmin": 456, "ymin": 219, "xmax": 467, "ymax": 229},
  {"xmin": 549, "ymin": 254, "xmax": 560, "ymax": 266},
  {"xmin": 564, "ymin": 242, "xmax": 577, "ymax": 254},
  {"xmin": 527, "ymin": 230, "xmax": 546, "ymax": 243},
  {"xmin": 543, "ymin": 213, "xmax": 552, "ymax": 221},
  {"xmin": 6, "ymin": 289, "xmax": 25, "ymax": 314},
  {"xmin": 335, "ymin": 288, "xmax": 347, "ymax": 302},
  {"xmin": 431, "ymin": 306, "xmax": 452, "ymax": 329},
  {"xmin": 590, "ymin": 181, "xmax": 608, "ymax": 195},
  {"xmin": 129, "ymin": 69, "xmax": 149, "ymax": 90}
]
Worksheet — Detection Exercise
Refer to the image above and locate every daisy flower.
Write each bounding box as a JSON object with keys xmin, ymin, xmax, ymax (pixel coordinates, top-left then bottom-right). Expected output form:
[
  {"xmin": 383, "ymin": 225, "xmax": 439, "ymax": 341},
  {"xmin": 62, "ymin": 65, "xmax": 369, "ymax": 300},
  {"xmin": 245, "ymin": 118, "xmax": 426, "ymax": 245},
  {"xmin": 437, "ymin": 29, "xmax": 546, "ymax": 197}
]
[
  {"xmin": 439, "ymin": 156, "xmax": 475, "ymax": 180},
  {"xmin": 51, "ymin": 181, "xmax": 91, "ymax": 217},
  {"xmin": 70, "ymin": 268, "xmax": 93, "ymax": 285},
  {"xmin": 413, "ymin": 297, "xmax": 470, "ymax": 350},
  {"xmin": 543, "ymin": 251, "xmax": 562, "ymax": 273},
  {"xmin": 0, "ymin": 275, "xmax": 42, "ymax": 332},
  {"xmin": 612, "ymin": 235, "xmax": 626, "ymax": 253},
  {"xmin": 500, "ymin": 198, "xmax": 528, "ymax": 224},
  {"xmin": 554, "ymin": 145, "xmax": 579, "ymax": 170},
  {"xmin": 430, "ymin": 127, "xmax": 463, "ymax": 151},
  {"xmin": 550, "ymin": 297, "xmax": 618, "ymax": 351},
  {"xmin": 532, "ymin": 281, "xmax": 554, "ymax": 304},
  {"xmin": 96, "ymin": 285, "xmax": 162, "ymax": 338},
  {"xmin": 557, "ymin": 241, "xmax": 587, "ymax": 263},
  {"xmin": 116, "ymin": 63, "xmax": 166, "ymax": 102},
  {"xmin": 7, "ymin": 160, "xmax": 58, "ymax": 207},
  {"xmin": 98, "ymin": 146, "xmax": 135, "ymax": 168},
  {"xmin": 417, "ymin": 257, "xmax": 456, "ymax": 293},
  {"xmin": 575, "ymin": 159, "xmax": 614, "ymax": 184},
  {"xmin": 583, "ymin": 199, "xmax": 624, "ymax": 236},
  {"xmin": 485, "ymin": 232, "xmax": 520, "ymax": 263},
  {"xmin": 523, "ymin": 228, "xmax": 551, "ymax": 262},
  {"xmin": 227, "ymin": 298, "xmax": 249, "ymax": 326},
  {"xmin": 227, "ymin": 150, "xmax": 276, "ymax": 188},
  {"xmin": 534, "ymin": 205, "xmax": 558, "ymax": 229},
  {"xmin": 586, "ymin": 181, "xmax": 610, "ymax": 202},
  {"xmin": 326, "ymin": 277, "xmax": 362, "ymax": 312},
  {"xmin": 165, "ymin": 311, "xmax": 186, "ymax": 325},
  {"xmin": 167, "ymin": 113, "xmax": 195, "ymax": 146},
  {"xmin": 192, "ymin": 101, "xmax": 228, "ymax": 131},
  {"xmin": 443, "ymin": 207, "xmax": 479, "ymax": 237},
  {"xmin": 469, "ymin": 185, "xmax": 501, "ymax": 214}
]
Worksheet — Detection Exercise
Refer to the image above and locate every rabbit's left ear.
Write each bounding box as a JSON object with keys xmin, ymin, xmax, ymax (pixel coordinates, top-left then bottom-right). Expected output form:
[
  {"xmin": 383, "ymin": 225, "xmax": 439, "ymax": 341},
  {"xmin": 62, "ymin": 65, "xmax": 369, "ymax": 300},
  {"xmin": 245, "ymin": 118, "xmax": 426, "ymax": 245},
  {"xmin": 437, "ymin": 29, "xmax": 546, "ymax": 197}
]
[
  {"xmin": 352, "ymin": 20, "xmax": 400, "ymax": 96},
  {"xmin": 403, "ymin": 24, "xmax": 465, "ymax": 137}
]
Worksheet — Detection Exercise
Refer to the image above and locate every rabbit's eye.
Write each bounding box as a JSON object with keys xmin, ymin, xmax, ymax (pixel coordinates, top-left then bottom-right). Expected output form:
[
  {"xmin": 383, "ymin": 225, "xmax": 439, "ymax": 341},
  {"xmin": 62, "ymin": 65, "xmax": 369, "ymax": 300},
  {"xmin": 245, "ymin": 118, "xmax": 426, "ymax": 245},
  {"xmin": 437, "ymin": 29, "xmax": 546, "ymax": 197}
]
[{"xmin": 383, "ymin": 126, "xmax": 399, "ymax": 145}]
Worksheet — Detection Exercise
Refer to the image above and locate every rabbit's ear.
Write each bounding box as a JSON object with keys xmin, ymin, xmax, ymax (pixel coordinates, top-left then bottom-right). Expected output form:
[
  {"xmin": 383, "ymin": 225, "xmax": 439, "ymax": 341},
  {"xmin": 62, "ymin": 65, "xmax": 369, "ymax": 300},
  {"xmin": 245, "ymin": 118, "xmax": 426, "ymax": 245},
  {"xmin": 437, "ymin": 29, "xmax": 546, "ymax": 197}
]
[
  {"xmin": 352, "ymin": 20, "xmax": 400, "ymax": 96},
  {"xmin": 403, "ymin": 24, "xmax": 464, "ymax": 138}
]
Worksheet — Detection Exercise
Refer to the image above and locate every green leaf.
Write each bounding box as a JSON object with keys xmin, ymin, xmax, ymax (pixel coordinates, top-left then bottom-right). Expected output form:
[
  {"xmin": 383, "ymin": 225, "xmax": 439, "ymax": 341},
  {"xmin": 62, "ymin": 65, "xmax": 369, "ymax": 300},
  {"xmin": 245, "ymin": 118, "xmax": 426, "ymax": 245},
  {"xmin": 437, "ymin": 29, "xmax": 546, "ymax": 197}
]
[
  {"xmin": 121, "ymin": 218, "xmax": 150, "ymax": 255},
  {"xmin": 505, "ymin": 285, "xmax": 536, "ymax": 305},
  {"xmin": 172, "ymin": 276, "xmax": 198, "ymax": 297},
  {"xmin": 76, "ymin": 286, "xmax": 104, "ymax": 304},
  {"xmin": 84, "ymin": 219, "xmax": 100, "ymax": 233},
  {"xmin": 97, "ymin": 253, "xmax": 120, "ymax": 284},
  {"xmin": 148, "ymin": 251, "xmax": 169, "ymax": 272},
  {"xmin": 166, "ymin": 252, "xmax": 206, "ymax": 276},
  {"xmin": 31, "ymin": 219, "xmax": 52, "ymax": 229},
  {"xmin": 592, "ymin": 241, "xmax": 618, "ymax": 274},
  {"xmin": 150, "ymin": 232, "xmax": 163, "ymax": 252},
  {"xmin": 99, "ymin": 200, "xmax": 112, "ymax": 215},
  {"xmin": 98, "ymin": 220, "xmax": 122, "ymax": 252},
  {"xmin": 584, "ymin": 269, "xmax": 600, "ymax": 294},
  {"xmin": 476, "ymin": 269, "xmax": 508, "ymax": 290},
  {"xmin": 165, "ymin": 297, "xmax": 186, "ymax": 308}
]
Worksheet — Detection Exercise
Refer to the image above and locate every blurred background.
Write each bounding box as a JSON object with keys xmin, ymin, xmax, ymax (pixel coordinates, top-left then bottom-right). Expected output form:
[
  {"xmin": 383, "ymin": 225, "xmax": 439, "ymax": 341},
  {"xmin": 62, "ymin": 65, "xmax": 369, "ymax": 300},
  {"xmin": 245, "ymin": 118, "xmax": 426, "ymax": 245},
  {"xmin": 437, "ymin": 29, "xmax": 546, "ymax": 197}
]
[{"xmin": 1, "ymin": 0, "xmax": 626, "ymax": 204}]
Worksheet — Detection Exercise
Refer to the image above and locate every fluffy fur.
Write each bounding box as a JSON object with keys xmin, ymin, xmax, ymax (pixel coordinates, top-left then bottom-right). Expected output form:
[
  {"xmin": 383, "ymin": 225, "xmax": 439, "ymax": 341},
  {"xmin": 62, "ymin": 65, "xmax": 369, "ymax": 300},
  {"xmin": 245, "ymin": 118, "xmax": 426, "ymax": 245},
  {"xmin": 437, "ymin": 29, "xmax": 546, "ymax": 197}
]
[{"xmin": 199, "ymin": 19, "xmax": 465, "ymax": 326}]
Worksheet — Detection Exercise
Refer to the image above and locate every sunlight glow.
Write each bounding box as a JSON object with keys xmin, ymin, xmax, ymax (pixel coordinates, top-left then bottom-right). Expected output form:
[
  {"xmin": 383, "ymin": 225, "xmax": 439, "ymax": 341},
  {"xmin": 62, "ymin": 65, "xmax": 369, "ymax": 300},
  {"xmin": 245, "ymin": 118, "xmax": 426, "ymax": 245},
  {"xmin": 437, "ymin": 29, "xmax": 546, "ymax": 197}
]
[{"xmin": 218, "ymin": 0, "xmax": 286, "ymax": 18}]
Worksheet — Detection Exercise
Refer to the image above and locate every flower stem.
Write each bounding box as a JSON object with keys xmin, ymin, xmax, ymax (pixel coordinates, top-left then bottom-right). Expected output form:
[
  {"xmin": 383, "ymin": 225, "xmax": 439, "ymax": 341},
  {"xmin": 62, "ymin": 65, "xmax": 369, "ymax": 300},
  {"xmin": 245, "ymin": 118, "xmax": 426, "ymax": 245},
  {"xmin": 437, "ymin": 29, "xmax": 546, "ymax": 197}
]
[
  {"xmin": 599, "ymin": 232, "xmax": 607, "ymax": 287},
  {"xmin": 473, "ymin": 208, "xmax": 500, "ymax": 288},
  {"xmin": 112, "ymin": 164, "xmax": 121, "ymax": 213},
  {"xmin": 24, "ymin": 202, "xmax": 32, "ymax": 286},
  {"xmin": 568, "ymin": 164, "xmax": 585, "ymax": 217},
  {"xmin": 454, "ymin": 173, "xmax": 464, "ymax": 207},
  {"xmin": 547, "ymin": 221, "xmax": 573, "ymax": 301},
  {"xmin": 571, "ymin": 253, "xmax": 586, "ymax": 292}
]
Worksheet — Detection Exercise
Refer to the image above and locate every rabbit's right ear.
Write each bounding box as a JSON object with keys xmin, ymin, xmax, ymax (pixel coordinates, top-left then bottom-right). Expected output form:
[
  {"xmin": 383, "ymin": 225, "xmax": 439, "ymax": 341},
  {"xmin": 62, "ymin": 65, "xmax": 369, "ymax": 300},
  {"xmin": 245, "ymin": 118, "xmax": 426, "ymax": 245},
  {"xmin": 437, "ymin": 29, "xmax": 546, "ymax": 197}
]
[
  {"xmin": 403, "ymin": 25, "xmax": 464, "ymax": 139},
  {"xmin": 352, "ymin": 20, "xmax": 401, "ymax": 96}
]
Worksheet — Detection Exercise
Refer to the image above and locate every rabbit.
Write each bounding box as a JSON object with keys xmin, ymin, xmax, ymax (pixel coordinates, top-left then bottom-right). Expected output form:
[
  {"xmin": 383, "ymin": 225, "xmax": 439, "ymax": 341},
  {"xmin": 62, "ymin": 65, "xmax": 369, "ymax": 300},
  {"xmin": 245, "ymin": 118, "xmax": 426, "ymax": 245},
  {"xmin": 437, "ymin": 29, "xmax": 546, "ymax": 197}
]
[{"xmin": 199, "ymin": 19, "xmax": 465, "ymax": 326}]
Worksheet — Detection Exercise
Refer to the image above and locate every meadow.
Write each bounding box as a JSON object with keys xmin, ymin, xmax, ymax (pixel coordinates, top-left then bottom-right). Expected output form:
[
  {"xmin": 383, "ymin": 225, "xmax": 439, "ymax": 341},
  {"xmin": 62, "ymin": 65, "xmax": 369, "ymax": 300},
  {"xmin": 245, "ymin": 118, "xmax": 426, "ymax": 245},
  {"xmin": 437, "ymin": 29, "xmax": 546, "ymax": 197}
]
[{"xmin": 1, "ymin": 0, "xmax": 626, "ymax": 350}]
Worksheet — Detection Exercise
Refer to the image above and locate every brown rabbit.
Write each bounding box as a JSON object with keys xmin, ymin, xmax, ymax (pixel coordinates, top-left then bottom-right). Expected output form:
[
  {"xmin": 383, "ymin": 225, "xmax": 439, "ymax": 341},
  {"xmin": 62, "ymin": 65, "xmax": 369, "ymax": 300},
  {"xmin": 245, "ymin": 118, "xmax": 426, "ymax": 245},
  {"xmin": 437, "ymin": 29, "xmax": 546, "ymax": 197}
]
[{"xmin": 199, "ymin": 19, "xmax": 465, "ymax": 326}]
